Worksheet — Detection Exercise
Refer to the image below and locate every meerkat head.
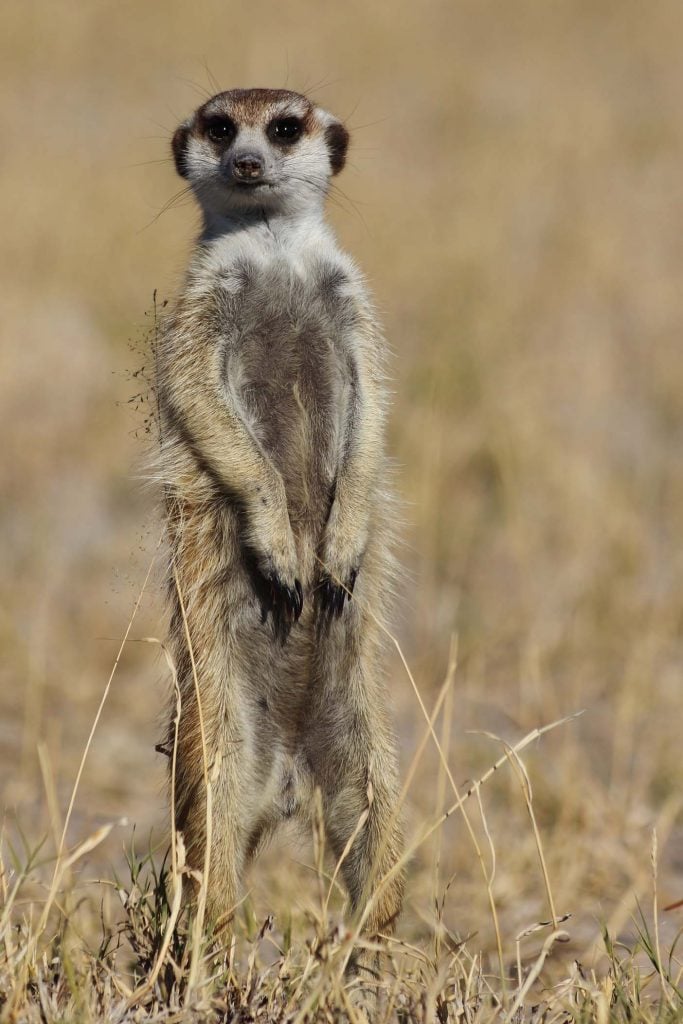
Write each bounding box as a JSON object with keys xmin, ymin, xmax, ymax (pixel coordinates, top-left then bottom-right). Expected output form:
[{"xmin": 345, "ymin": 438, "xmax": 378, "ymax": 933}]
[{"xmin": 172, "ymin": 88, "xmax": 349, "ymax": 221}]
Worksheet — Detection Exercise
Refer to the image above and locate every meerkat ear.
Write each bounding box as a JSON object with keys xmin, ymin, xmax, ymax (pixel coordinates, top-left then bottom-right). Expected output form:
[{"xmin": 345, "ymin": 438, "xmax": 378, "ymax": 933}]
[
  {"xmin": 172, "ymin": 123, "xmax": 191, "ymax": 179},
  {"xmin": 325, "ymin": 121, "xmax": 350, "ymax": 176}
]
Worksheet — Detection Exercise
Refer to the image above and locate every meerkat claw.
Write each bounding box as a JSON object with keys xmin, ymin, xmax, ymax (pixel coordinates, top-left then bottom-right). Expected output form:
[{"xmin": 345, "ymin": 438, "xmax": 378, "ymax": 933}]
[
  {"xmin": 335, "ymin": 586, "xmax": 346, "ymax": 618},
  {"xmin": 315, "ymin": 569, "xmax": 358, "ymax": 621},
  {"xmin": 263, "ymin": 572, "xmax": 303, "ymax": 640}
]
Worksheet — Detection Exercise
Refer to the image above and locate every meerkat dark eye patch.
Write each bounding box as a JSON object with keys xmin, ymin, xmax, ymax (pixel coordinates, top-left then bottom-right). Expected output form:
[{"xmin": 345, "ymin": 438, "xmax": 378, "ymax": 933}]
[
  {"xmin": 205, "ymin": 117, "xmax": 236, "ymax": 143},
  {"xmin": 268, "ymin": 117, "xmax": 303, "ymax": 144}
]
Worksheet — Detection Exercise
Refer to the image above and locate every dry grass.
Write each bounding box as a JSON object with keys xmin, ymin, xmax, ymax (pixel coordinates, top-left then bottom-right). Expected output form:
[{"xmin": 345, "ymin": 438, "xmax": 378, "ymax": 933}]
[
  {"xmin": 2, "ymin": 0, "xmax": 683, "ymax": 1019},
  {"xmin": 1, "ymin": 676, "xmax": 681, "ymax": 1021}
]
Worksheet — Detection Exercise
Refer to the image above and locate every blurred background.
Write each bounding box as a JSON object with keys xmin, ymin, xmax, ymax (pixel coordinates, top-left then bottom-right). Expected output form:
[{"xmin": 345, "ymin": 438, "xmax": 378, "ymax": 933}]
[{"xmin": 2, "ymin": 0, "xmax": 682, "ymax": 967}]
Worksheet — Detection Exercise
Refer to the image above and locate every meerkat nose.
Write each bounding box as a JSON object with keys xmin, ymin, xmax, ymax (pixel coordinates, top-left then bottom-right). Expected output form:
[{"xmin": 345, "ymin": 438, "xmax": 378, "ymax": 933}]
[{"xmin": 232, "ymin": 152, "xmax": 265, "ymax": 181}]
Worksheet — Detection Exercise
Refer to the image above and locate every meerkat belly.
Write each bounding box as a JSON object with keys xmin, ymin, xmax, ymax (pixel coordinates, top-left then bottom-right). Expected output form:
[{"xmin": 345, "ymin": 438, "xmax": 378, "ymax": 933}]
[{"xmin": 225, "ymin": 274, "xmax": 352, "ymax": 531}]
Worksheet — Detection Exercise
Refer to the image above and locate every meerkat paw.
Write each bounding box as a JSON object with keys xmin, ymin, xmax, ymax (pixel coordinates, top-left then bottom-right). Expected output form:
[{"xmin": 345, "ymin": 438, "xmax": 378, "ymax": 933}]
[
  {"xmin": 250, "ymin": 512, "xmax": 304, "ymax": 641},
  {"xmin": 260, "ymin": 570, "xmax": 303, "ymax": 642},
  {"xmin": 315, "ymin": 565, "xmax": 358, "ymax": 621},
  {"xmin": 254, "ymin": 545, "xmax": 303, "ymax": 642},
  {"xmin": 316, "ymin": 526, "xmax": 363, "ymax": 621}
]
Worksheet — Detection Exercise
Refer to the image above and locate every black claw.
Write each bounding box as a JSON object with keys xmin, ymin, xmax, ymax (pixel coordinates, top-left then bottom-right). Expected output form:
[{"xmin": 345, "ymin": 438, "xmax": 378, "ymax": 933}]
[
  {"xmin": 259, "ymin": 571, "xmax": 304, "ymax": 642},
  {"xmin": 315, "ymin": 569, "xmax": 359, "ymax": 624}
]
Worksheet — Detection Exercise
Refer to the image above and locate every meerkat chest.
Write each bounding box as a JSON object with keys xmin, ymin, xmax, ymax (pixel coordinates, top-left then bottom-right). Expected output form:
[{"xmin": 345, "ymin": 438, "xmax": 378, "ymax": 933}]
[{"xmin": 220, "ymin": 254, "xmax": 360, "ymax": 496}]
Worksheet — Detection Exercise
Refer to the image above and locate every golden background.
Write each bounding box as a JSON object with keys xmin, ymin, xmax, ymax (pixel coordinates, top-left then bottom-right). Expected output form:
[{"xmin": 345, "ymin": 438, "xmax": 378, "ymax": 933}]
[{"xmin": 2, "ymin": 0, "xmax": 682, "ymax": 963}]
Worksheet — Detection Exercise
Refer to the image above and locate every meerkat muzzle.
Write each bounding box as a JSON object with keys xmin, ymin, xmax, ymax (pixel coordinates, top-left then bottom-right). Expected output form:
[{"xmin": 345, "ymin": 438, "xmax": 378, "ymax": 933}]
[{"xmin": 232, "ymin": 152, "xmax": 265, "ymax": 181}]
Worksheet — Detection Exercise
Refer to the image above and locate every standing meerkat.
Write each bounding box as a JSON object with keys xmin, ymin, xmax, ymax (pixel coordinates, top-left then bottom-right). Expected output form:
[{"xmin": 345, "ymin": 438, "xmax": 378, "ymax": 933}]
[{"xmin": 156, "ymin": 87, "xmax": 404, "ymax": 947}]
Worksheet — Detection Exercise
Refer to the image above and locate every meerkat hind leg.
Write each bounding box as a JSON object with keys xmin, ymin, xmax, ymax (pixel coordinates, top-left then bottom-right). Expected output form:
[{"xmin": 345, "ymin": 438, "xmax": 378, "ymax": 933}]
[
  {"xmin": 306, "ymin": 608, "xmax": 405, "ymax": 969},
  {"xmin": 172, "ymin": 665, "xmax": 251, "ymax": 922},
  {"xmin": 168, "ymin": 556, "xmax": 257, "ymax": 934}
]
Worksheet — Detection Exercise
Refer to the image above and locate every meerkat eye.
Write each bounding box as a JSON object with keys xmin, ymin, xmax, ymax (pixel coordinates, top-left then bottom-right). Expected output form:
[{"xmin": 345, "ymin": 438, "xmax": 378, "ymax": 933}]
[
  {"xmin": 268, "ymin": 117, "xmax": 302, "ymax": 144},
  {"xmin": 206, "ymin": 117, "xmax": 236, "ymax": 143}
]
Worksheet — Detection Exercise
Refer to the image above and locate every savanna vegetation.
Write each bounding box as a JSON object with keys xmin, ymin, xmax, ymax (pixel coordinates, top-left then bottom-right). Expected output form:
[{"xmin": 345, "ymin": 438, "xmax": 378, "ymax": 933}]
[{"xmin": 1, "ymin": 1, "xmax": 682, "ymax": 1019}]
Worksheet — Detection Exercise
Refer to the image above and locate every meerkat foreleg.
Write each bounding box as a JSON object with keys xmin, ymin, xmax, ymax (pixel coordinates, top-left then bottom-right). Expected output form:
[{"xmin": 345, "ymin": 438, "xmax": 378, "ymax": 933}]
[
  {"xmin": 160, "ymin": 324, "xmax": 303, "ymax": 636},
  {"xmin": 316, "ymin": 344, "xmax": 386, "ymax": 618}
]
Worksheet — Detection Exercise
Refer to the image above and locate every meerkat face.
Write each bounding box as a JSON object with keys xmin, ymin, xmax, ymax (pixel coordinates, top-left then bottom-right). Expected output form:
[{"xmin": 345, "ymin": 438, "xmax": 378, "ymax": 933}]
[{"xmin": 172, "ymin": 88, "xmax": 349, "ymax": 220}]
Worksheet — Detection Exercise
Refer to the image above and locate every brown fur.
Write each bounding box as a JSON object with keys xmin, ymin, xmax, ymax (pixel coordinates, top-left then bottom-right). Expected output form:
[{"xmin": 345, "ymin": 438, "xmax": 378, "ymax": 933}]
[{"xmin": 155, "ymin": 88, "xmax": 404, "ymax": 952}]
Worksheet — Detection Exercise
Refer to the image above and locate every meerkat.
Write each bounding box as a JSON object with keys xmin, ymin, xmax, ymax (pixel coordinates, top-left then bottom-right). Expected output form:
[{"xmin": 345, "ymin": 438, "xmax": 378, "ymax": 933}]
[{"xmin": 155, "ymin": 87, "xmax": 404, "ymax": 951}]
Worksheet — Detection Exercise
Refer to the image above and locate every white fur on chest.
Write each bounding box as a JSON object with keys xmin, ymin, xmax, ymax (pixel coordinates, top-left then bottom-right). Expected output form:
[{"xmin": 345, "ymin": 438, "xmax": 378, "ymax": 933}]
[{"xmin": 189, "ymin": 214, "xmax": 363, "ymax": 299}]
